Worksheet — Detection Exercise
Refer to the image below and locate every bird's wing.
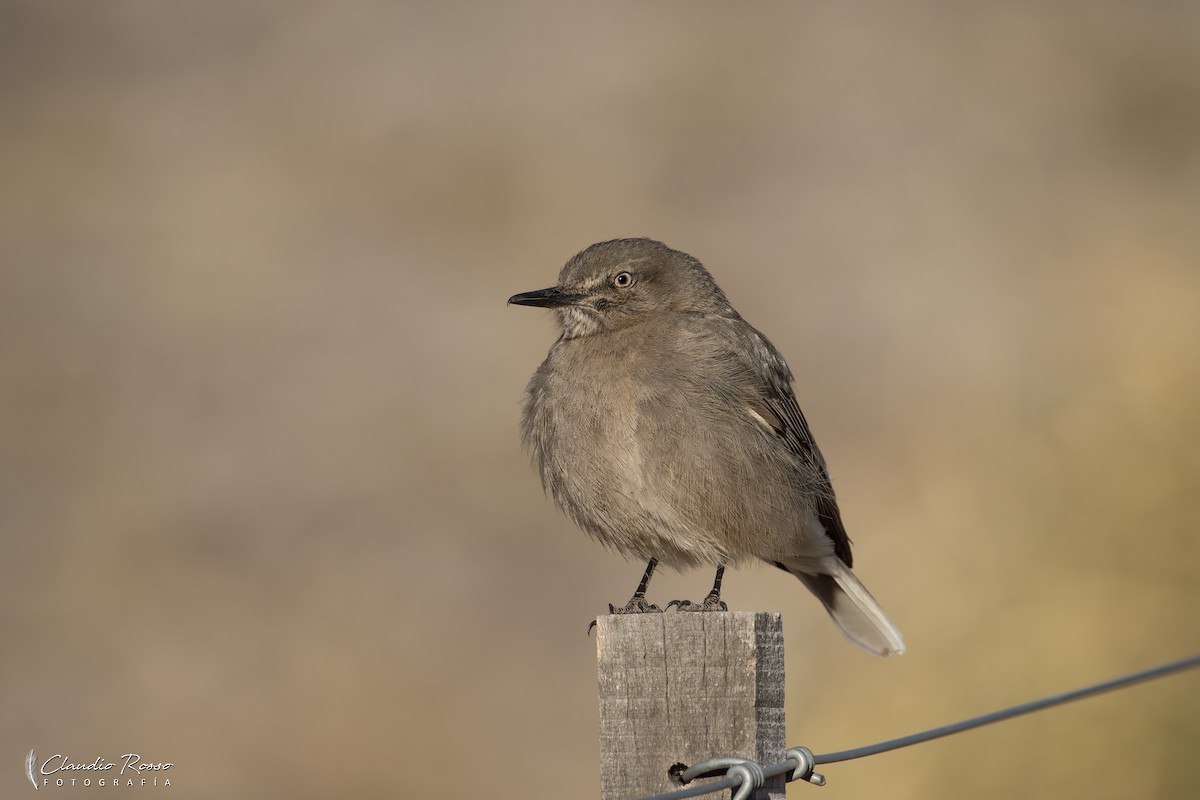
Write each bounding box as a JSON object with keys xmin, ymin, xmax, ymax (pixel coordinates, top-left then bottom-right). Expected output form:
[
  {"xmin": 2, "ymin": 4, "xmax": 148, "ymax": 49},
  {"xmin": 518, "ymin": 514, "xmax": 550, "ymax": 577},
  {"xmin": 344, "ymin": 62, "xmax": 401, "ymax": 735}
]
[{"xmin": 723, "ymin": 317, "xmax": 855, "ymax": 566}]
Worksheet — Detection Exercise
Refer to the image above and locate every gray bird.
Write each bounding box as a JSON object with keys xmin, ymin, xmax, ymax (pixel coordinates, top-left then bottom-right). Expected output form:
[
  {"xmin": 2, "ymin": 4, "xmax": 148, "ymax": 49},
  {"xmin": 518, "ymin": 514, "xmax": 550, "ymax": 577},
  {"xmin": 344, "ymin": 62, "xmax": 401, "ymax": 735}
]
[{"xmin": 509, "ymin": 238, "xmax": 905, "ymax": 656}]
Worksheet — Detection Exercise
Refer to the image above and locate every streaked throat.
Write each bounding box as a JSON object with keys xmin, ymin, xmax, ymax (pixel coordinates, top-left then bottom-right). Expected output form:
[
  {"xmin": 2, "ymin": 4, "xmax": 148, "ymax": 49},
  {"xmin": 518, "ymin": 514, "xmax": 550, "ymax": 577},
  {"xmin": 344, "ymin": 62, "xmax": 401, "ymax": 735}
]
[{"xmin": 557, "ymin": 305, "xmax": 604, "ymax": 339}]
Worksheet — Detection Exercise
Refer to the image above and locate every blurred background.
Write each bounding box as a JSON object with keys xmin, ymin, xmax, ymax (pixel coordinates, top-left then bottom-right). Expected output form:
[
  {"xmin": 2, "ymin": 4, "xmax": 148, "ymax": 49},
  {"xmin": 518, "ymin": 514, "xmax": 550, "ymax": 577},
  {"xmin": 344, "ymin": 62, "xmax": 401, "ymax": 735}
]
[{"xmin": 2, "ymin": 2, "xmax": 1199, "ymax": 798}]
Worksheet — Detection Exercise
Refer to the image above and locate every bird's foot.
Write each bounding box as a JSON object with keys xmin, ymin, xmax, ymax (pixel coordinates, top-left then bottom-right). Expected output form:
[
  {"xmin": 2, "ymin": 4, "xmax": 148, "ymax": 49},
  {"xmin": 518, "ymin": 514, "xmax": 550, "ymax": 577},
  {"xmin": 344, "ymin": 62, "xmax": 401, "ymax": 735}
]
[
  {"xmin": 609, "ymin": 594, "xmax": 662, "ymax": 615},
  {"xmin": 666, "ymin": 594, "xmax": 728, "ymax": 612},
  {"xmin": 587, "ymin": 593, "xmax": 662, "ymax": 634}
]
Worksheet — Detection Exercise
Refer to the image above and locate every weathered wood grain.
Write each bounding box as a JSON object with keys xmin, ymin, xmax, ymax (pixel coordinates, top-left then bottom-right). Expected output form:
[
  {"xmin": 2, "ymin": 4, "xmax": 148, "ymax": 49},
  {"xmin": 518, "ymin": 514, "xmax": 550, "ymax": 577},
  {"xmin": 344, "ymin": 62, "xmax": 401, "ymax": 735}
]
[{"xmin": 596, "ymin": 611, "xmax": 786, "ymax": 800}]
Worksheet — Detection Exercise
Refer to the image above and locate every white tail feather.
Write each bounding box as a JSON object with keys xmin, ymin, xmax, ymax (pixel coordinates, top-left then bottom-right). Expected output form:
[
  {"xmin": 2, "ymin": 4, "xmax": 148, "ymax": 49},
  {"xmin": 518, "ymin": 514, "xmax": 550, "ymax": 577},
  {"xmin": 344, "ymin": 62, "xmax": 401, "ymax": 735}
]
[{"xmin": 782, "ymin": 556, "xmax": 905, "ymax": 657}]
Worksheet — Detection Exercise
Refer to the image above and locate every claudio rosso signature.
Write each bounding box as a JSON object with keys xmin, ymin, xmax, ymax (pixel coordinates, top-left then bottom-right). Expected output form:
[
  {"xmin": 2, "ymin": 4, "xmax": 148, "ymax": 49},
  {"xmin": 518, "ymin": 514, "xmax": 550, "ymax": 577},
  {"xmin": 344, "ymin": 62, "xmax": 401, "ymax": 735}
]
[{"xmin": 26, "ymin": 750, "xmax": 172, "ymax": 790}]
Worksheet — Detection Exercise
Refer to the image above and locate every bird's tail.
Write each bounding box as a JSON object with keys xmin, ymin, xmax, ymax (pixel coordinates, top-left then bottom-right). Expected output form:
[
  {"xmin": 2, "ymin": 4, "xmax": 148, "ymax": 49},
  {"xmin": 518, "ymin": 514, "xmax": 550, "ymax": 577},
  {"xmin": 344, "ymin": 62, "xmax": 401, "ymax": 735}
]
[{"xmin": 779, "ymin": 557, "xmax": 905, "ymax": 657}]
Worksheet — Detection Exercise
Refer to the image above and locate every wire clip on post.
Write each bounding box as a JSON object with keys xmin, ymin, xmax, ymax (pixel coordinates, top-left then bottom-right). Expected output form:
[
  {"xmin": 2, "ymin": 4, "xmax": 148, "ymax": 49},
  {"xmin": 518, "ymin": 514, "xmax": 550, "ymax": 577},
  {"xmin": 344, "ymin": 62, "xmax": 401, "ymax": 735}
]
[
  {"xmin": 683, "ymin": 757, "xmax": 765, "ymax": 800},
  {"xmin": 662, "ymin": 747, "xmax": 824, "ymax": 800},
  {"xmin": 681, "ymin": 747, "xmax": 826, "ymax": 798}
]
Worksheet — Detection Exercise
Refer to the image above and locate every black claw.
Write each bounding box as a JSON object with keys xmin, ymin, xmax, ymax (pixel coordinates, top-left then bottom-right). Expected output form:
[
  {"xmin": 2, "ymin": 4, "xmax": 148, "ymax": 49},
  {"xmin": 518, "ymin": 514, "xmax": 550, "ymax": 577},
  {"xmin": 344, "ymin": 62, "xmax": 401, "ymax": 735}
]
[
  {"xmin": 666, "ymin": 595, "xmax": 727, "ymax": 612},
  {"xmin": 666, "ymin": 564, "xmax": 729, "ymax": 612},
  {"xmin": 589, "ymin": 594, "xmax": 662, "ymax": 633},
  {"xmin": 612, "ymin": 595, "xmax": 661, "ymax": 615},
  {"xmin": 588, "ymin": 558, "xmax": 665, "ymax": 631}
]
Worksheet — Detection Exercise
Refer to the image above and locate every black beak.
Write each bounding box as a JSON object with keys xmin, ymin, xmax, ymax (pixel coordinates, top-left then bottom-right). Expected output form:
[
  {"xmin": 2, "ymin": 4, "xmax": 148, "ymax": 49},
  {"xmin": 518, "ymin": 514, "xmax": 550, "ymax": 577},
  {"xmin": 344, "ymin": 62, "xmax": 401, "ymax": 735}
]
[{"xmin": 507, "ymin": 286, "xmax": 579, "ymax": 308}]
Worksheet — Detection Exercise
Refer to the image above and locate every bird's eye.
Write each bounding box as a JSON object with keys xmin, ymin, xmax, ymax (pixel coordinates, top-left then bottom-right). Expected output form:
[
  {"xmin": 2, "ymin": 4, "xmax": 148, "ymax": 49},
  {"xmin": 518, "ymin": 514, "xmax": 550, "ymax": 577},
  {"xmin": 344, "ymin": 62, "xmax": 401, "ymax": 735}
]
[{"xmin": 613, "ymin": 271, "xmax": 634, "ymax": 288}]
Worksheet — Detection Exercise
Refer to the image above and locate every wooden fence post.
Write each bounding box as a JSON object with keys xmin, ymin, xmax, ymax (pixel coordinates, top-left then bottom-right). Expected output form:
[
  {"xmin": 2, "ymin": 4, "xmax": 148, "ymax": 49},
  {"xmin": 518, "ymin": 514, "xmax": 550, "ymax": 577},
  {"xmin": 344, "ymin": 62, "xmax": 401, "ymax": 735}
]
[{"xmin": 596, "ymin": 611, "xmax": 786, "ymax": 799}]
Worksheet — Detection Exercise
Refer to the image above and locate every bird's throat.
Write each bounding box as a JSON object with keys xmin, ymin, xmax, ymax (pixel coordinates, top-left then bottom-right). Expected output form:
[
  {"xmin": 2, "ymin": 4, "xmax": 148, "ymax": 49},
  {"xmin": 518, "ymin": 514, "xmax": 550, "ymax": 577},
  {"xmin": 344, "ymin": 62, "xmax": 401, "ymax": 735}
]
[{"xmin": 557, "ymin": 306, "xmax": 604, "ymax": 339}]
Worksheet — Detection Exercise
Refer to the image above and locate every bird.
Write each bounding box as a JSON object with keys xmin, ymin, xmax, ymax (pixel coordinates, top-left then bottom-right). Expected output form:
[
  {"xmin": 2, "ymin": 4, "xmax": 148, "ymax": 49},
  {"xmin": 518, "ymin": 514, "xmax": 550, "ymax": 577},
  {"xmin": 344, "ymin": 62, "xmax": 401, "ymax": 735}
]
[{"xmin": 509, "ymin": 238, "xmax": 905, "ymax": 656}]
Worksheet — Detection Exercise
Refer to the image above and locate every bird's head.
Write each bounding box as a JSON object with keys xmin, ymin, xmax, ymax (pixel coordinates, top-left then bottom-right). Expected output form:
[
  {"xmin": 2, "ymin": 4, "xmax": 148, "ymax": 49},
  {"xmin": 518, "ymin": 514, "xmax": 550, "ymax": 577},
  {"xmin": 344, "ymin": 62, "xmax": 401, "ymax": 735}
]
[{"xmin": 508, "ymin": 238, "xmax": 730, "ymax": 339}]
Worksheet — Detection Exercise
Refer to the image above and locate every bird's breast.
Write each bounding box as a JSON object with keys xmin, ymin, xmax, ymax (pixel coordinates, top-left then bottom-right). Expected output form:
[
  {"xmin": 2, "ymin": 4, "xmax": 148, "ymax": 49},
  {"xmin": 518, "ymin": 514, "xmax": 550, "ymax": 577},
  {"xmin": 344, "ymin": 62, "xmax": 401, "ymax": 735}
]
[{"xmin": 524, "ymin": 335, "xmax": 727, "ymax": 564}]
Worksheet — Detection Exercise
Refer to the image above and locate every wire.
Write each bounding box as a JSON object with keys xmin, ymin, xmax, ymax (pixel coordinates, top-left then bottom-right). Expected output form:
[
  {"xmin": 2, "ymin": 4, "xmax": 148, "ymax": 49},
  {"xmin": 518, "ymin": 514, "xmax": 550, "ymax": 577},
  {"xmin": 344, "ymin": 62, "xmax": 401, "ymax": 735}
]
[
  {"xmin": 639, "ymin": 652, "xmax": 1200, "ymax": 800},
  {"xmin": 816, "ymin": 651, "xmax": 1200, "ymax": 764}
]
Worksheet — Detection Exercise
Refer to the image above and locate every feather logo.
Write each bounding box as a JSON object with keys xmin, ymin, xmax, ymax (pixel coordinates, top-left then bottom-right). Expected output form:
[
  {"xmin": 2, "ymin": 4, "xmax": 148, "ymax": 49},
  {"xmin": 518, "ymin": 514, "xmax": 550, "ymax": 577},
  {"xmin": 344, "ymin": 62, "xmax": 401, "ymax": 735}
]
[{"xmin": 26, "ymin": 749, "xmax": 39, "ymax": 790}]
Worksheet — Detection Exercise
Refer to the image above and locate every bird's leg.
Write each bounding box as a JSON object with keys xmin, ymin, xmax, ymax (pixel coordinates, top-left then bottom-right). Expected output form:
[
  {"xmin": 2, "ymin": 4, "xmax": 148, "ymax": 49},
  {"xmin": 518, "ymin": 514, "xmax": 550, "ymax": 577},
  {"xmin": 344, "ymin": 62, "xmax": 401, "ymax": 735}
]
[
  {"xmin": 666, "ymin": 564, "xmax": 729, "ymax": 612},
  {"xmin": 588, "ymin": 558, "xmax": 662, "ymax": 634},
  {"xmin": 610, "ymin": 558, "xmax": 662, "ymax": 614},
  {"xmin": 702, "ymin": 563, "xmax": 728, "ymax": 610}
]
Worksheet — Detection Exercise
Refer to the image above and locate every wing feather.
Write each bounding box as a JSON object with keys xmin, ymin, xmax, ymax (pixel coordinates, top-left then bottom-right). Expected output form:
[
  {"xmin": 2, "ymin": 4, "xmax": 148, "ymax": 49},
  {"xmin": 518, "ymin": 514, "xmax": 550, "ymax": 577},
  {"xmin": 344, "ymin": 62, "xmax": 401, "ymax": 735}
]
[{"xmin": 723, "ymin": 317, "xmax": 855, "ymax": 565}]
